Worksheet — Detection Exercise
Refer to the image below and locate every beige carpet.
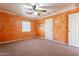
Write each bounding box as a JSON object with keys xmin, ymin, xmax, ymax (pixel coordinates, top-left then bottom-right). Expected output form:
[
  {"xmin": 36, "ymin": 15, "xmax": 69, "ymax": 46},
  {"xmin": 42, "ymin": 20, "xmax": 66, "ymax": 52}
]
[{"xmin": 0, "ymin": 38, "xmax": 79, "ymax": 56}]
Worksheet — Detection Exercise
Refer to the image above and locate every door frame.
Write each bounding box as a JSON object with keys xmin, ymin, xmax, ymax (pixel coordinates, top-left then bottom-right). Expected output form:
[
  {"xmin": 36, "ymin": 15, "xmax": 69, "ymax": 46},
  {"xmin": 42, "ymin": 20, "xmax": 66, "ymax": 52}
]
[
  {"xmin": 44, "ymin": 18, "xmax": 53, "ymax": 40},
  {"xmin": 68, "ymin": 12, "xmax": 79, "ymax": 47}
]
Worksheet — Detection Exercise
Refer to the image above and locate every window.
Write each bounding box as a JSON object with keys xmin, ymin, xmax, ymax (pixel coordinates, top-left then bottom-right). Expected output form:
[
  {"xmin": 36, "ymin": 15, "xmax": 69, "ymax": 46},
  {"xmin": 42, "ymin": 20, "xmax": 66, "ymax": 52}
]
[{"xmin": 22, "ymin": 21, "xmax": 31, "ymax": 32}]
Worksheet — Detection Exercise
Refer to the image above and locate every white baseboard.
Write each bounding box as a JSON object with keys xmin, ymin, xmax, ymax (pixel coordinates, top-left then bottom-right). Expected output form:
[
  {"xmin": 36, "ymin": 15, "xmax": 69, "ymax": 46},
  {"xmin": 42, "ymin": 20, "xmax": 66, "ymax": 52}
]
[
  {"xmin": 52, "ymin": 40, "xmax": 67, "ymax": 45},
  {"xmin": 41, "ymin": 38, "xmax": 67, "ymax": 45},
  {"xmin": 0, "ymin": 36, "xmax": 36, "ymax": 45}
]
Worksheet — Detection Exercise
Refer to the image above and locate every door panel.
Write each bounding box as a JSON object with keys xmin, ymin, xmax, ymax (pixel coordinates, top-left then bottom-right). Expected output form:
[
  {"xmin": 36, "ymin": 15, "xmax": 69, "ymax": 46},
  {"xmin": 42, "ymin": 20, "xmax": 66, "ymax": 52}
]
[
  {"xmin": 45, "ymin": 18, "xmax": 53, "ymax": 40},
  {"xmin": 68, "ymin": 12, "xmax": 79, "ymax": 47}
]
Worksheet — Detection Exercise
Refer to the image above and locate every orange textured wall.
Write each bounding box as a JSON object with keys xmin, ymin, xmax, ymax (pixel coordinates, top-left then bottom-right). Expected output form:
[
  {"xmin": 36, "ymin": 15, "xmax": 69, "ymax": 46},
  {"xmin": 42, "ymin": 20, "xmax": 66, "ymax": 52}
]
[
  {"xmin": 53, "ymin": 14, "xmax": 68, "ymax": 43},
  {"xmin": 0, "ymin": 12, "xmax": 37, "ymax": 42},
  {"xmin": 53, "ymin": 8, "xmax": 79, "ymax": 43},
  {"xmin": 36, "ymin": 7, "xmax": 79, "ymax": 43},
  {"xmin": 35, "ymin": 19, "xmax": 45, "ymax": 38}
]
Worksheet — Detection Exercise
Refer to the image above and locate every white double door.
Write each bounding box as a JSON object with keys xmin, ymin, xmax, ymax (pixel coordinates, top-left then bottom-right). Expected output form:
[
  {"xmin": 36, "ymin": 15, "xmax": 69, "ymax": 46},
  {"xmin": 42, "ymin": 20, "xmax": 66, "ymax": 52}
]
[
  {"xmin": 44, "ymin": 18, "xmax": 53, "ymax": 40},
  {"xmin": 68, "ymin": 12, "xmax": 79, "ymax": 47}
]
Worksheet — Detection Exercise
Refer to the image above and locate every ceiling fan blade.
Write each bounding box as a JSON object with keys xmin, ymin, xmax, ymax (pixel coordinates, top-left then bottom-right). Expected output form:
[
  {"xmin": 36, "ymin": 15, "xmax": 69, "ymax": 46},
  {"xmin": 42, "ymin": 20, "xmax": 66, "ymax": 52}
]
[
  {"xmin": 40, "ymin": 10, "xmax": 47, "ymax": 12},
  {"xmin": 26, "ymin": 12, "xmax": 34, "ymax": 14},
  {"xmin": 24, "ymin": 8, "xmax": 33, "ymax": 10},
  {"xmin": 37, "ymin": 12, "xmax": 40, "ymax": 16},
  {"xmin": 37, "ymin": 10, "xmax": 47, "ymax": 12},
  {"xmin": 40, "ymin": 6, "xmax": 54, "ymax": 9}
]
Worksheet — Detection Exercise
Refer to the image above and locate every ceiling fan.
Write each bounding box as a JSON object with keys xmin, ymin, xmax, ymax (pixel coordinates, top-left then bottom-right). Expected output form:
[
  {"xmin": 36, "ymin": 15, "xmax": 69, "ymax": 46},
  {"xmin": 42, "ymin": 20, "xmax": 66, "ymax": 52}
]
[{"xmin": 25, "ymin": 3, "xmax": 47, "ymax": 16}]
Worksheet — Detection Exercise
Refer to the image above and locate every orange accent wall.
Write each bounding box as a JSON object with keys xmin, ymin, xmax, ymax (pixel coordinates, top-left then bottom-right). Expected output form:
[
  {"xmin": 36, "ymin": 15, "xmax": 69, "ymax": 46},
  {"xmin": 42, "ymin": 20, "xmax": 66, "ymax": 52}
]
[
  {"xmin": 53, "ymin": 14, "xmax": 68, "ymax": 43},
  {"xmin": 0, "ymin": 12, "xmax": 37, "ymax": 42},
  {"xmin": 1, "ymin": 7, "xmax": 79, "ymax": 43},
  {"xmin": 36, "ymin": 7, "xmax": 79, "ymax": 43},
  {"xmin": 53, "ymin": 8, "xmax": 79, "ymax": 43},
  {"xmin": 35, "ymin": 19, "xmax": 45, "ymax": 38}
]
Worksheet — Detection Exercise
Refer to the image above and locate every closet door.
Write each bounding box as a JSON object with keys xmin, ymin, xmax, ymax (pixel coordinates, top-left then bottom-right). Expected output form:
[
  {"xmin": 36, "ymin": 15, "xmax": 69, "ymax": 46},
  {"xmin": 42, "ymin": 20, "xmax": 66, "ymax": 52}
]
[
  {"xmin": 68, "ymin": 12, "xmax": 79, "ymax": 47},
  {"xmin": 44, "ymin": 18, "xmax": 53, "ymax": 40}
]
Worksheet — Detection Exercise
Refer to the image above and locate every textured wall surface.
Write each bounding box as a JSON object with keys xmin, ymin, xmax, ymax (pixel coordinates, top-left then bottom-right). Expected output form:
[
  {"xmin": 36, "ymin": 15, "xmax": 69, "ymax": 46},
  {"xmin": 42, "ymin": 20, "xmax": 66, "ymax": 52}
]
[
  {"xmin": 53, "ymin": 14, "xmax": 68, "ymax": 43},
  {"xmin": 53, "ymin": 8, "xmax": 79, "ymax": 43},
  {"xmin": 0, "ymin": 7, "xmax": 79, "ymax": 43},
  {"xmin": 0, "ymin": 12, "xmax": 37, "ymax": 42},
  {"xmin": 36, "ymin": 8, "xmax": 79, "ymax": 43},
  {"xmin": 35, "ymin": 19, "xmax": 45, "ymax": 38}
]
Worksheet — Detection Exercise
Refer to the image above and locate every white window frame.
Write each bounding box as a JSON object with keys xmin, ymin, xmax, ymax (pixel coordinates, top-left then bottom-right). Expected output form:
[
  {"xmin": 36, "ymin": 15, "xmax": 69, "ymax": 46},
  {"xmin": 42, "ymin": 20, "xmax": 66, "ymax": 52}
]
[{"xmin": 22, "ymin": 21, "xmax": 31, "ymax": 32}]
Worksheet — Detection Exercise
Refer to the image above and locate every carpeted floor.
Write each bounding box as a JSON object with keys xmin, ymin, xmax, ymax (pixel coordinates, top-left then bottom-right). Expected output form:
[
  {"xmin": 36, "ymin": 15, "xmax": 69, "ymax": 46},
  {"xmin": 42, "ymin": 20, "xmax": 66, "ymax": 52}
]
[{"xmin": 0, "ymin": 38, "xmax": 79, "ymax": 56}]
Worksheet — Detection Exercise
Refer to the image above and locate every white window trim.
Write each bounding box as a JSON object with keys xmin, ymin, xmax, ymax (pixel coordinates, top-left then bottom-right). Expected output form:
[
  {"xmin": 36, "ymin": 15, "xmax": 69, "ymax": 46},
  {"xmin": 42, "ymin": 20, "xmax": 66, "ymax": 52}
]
[{"xmin": 22, "ymin": 21, "xmax": 31, "ymax": 32}]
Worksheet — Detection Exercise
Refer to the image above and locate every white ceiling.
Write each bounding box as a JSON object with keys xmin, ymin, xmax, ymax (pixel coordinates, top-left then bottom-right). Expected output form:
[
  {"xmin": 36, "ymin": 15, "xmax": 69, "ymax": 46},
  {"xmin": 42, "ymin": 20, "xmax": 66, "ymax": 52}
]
[{"xmin": 0, "ymin": 3, "xmax": 79, "ymax": 20}]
